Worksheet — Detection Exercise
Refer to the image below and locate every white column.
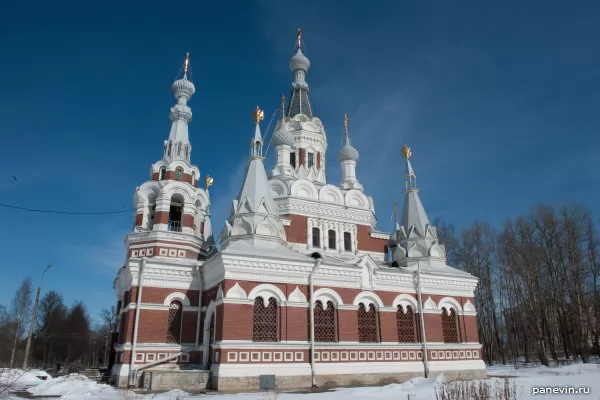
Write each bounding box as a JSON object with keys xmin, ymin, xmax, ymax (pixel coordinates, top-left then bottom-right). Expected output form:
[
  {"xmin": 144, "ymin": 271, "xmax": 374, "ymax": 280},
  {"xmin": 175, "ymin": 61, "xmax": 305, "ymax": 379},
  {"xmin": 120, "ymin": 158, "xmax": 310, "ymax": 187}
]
[{"xmin": 307, "ymin": 218, "xmax": 313, "ymax": 250}]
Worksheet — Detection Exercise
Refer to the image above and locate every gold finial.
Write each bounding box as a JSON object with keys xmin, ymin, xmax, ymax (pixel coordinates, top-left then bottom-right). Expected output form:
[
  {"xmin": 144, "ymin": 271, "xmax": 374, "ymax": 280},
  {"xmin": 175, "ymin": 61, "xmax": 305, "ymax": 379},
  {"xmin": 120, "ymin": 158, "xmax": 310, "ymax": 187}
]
[
  {"xmin": 343, "ymin": 113, "xmax": 349, "ymax": 137},
  {"xmin": 401, "ymin": 144, "xmax": 412, "ymax": 160},
  {"xmin": 184, "ymin": 52, "xmax": 190, "ymax": 75},
  {"xmin": 296, "ymin": 27, "xmax": 302, "ymax": 49},
  {"xmin": 280, "ymin": 95, "xmax": 286, "ymax": 115},
  {"xmin": 205, "ymin": 175, "xmax": 214, "ymax": 189},
  {"xmin": 252, "ymin": 105, "xmax": 265, "ymax": 124}
]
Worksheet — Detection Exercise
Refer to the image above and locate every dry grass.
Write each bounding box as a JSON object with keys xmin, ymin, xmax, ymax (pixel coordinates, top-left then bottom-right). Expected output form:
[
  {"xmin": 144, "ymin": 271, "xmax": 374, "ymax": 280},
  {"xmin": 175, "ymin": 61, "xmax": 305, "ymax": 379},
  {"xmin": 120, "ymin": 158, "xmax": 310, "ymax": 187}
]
[
  {"xmin": 0, "ymin": 369, "xmax": 24, "ymax": 399},
  {"xmin": 435, "ymin": 377, "xmax": 520, "ymax": 400}
]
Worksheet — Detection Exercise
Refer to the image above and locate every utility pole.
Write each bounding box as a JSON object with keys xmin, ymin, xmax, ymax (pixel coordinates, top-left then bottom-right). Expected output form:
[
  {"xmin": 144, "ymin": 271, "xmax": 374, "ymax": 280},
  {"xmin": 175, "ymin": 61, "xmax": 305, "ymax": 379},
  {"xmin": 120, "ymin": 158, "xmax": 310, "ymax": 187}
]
[{"xmin": 23, "ymin": 264, "xmax": 52, "ymax": 370}]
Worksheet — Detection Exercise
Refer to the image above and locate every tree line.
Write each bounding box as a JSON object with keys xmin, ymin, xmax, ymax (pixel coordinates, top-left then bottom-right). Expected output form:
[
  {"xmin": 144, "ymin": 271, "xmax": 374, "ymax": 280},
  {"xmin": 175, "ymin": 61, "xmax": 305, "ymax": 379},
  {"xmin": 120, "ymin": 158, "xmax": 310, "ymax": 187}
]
[
  {"xmin": 0, "ymin": 280, "xmax": 118, "ymax": 370},
  {"xmin": 435, "ymin": 202, "xmax": 600, "ymax": 365}
]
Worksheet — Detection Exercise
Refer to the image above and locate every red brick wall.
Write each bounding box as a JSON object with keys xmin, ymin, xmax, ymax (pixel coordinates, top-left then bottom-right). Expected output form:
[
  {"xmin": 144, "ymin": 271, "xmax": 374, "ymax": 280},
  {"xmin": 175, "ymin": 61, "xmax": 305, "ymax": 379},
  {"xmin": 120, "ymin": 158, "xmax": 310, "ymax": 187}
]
[
  {"xmin": 128, "ymin": 286, "xmax": 200, "ymax": 306},
  {"xmin": 135, "ymin": 213, "xmax": 143, "ymax": 227},
  {"xmin": 283, "ymin": 214, "xmax": 308, "ymax": 243},
  {"xmin": 182, "ymin": 214, "xmax": 195, "ymax": 228},
  {"xmin": 155, "ymin": 211, "xmax": 169, "ymax": 224},
  {"xmin": 356, "ymin": 225, "xmax": 388, "ymax": 254}
]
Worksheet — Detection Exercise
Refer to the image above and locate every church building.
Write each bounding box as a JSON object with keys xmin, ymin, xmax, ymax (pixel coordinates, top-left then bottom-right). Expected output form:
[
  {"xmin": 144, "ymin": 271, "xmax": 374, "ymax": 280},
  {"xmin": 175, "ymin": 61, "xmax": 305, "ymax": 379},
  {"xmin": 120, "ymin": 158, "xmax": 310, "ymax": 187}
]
[{"xmin": 110, "ymin": 30, "xmax": 486, "ymax": 391}]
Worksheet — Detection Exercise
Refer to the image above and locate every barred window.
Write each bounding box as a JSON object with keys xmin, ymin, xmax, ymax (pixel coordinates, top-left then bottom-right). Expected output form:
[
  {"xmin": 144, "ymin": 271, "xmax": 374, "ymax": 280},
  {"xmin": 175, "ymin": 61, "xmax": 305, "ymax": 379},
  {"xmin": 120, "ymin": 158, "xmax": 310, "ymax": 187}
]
[
  {"xmin": 312, "ymin": 228, "xmax": 321, "ymax": 248},
  {"xmin": 442, "ymin": 308, "xmax": 459, "ymax": 343},
  {"xmin": 166, "ymin": 300, "xmax": 183, "ymax": 343},
  {"xmin": 252, "ymin": 297, "xmax": 278, "ymax": 342},
  {"xmin": 159, "ymin": 167, "xmax": 166, "ymax": 180},
  {"xmin": 314, "ymin": 300, "xmax": 337, "ymax": 342},
  {"xmin": 175, "ymin": 168, "xmax": 183, "ymax": 181},
  {"xmin": 344, "ymin": 232, "xmax": 352, "ymax": 251},
  {"xmin": 396, "ymin": 305, "xmax": 417, "ymax": 343},
  {"xmin": 358, "ymin": 303, "xmax": 379, "ymax": 343},
  {"xmin": 328, "ymin": 230, "xmax": 336, "ymax": 249}
]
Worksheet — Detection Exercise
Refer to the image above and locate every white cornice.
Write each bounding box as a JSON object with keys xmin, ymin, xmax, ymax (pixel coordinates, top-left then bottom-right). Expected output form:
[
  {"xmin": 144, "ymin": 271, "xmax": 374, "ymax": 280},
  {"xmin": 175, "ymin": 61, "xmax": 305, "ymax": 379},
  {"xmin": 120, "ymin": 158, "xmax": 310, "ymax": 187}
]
[{"xmin": 275, "ymin": 197, "xmax": 376, "ymax": 227}]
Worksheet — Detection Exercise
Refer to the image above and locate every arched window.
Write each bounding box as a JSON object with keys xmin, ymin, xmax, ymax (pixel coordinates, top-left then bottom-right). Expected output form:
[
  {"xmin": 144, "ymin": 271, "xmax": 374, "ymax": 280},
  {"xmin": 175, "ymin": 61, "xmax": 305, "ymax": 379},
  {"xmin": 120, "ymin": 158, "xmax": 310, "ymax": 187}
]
[
  {"xmin": 168, "ymin": 141, "xmax": 172, "ymax": 156},
  {"xmin": 290, "ymin": 152, "xmax": 296, "ymax": 168},
  {"xmin": 396, "ymin": 305, "xmax": 417, "ymax": 343},
  {"xmin": 175, "ymin": 168, "xmax": 183, "ymax": 181},
  {"xmin": 442, "ymin": 308, "xmax": 459, "ymax": 343},
  {"xmin": 252, "ymin": 297, "xmax": 278, "ymax": 342},
  {"xmin": 191, "ymin": 171, "xmax": 196, "ymax": 186},
  {"xmin": 159, "ymin": 167, "xmax": 166, "ymax": 180},
  {"xmin": 312, "ymin": 228, "xmax": 320, "ymax": 248},
  {"xmin": 358, "ymin": 303, "xmax": 379, "ymax": 343},
  {"xmin": 344, "ymin": 232, "xmax": 352, "ymax": 251},
  {"xmin": 314, "ymin": 300, "xmax": 336, "ymax": 342},
  {"xmin": 166, "ymin": 300, "xmax": 183, "ymax": 343},
  {"xmin": 328, "ymin": 230, "xmax": 336, "ymax": 249}
]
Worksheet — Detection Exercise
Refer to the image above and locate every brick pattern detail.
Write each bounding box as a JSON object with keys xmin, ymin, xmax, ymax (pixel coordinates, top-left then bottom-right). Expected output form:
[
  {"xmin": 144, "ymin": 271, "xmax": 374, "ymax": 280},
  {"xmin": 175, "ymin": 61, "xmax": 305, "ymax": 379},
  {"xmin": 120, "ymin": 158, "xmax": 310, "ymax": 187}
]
[
  {"xmin": 314, "ymin": 301, "xmax": 336, "ymax": 342},
  {"xmin": 358, "ymin": 304, "xmax": 379, "ymax": 342},
  {"xmin": 283, "ymin": 214, "xmax": 308, "ymax": 244},
  {"xmin": 397, "ymin": 305, "xmax": 417, "ymax": 343},
  {"xmin": 252, "ymin": 297, "xmax": 278, "ymax": 342},
  {"xmin": 442, "ymin": 308, "xmax": 459, "ymax": 343},
  {"xmin": 166, "ymin": 300, "xmax": 183, "ymax": 343}
]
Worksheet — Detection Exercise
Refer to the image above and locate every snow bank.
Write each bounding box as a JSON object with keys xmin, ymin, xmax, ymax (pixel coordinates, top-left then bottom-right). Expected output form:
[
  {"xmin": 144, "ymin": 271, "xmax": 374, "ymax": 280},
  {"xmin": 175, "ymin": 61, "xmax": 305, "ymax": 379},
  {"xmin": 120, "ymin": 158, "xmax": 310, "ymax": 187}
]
[
  {"xmin": 0, "ymin": 369, "xmax": 44, "ymax": 387},
  {"xmin": 27, "ymin": 374, "xmax": 114, "ymax": 397}
]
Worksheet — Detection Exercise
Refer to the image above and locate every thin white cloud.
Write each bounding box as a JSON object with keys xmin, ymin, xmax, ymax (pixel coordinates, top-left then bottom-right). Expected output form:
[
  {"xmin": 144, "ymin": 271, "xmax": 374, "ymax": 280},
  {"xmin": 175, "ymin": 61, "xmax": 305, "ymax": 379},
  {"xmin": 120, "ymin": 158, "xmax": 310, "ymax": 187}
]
[{"xmin": 60, "ymin": 234, "xmax": 125, "ymax": 276}]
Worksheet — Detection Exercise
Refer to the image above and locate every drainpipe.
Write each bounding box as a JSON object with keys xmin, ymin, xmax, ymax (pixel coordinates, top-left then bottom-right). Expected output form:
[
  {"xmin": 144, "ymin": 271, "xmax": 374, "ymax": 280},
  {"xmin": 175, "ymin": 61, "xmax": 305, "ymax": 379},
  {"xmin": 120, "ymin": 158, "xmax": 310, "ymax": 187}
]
[
  {"xmin": 129, "ymin": 257, "xmax": 146, "ymax": 387},
  {"xmin": 194, "ymin": 265, "xmax": 204, "ymax": 358},
  {"xmin": 415, "ymin": 261, "xmax": 429, "ymax": 378},
  {"xmin": 309, "ymin": 255, "xmax": 322, "ymax": 388}
]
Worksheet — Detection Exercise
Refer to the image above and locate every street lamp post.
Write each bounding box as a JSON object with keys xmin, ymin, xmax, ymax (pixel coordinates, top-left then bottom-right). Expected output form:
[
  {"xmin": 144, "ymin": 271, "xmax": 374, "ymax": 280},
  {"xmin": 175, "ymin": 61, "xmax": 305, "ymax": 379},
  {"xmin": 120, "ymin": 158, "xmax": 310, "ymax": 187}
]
[{"xmin": 23, "ymin": 264, "xmax": 52, "ymax": 370}]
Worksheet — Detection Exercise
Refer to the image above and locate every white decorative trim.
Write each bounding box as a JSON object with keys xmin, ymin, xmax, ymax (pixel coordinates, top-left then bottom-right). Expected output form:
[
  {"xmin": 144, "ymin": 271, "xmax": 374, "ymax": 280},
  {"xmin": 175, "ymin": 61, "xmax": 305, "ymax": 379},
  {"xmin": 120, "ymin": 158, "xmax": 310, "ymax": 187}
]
[
  {"xmin": 423, "ymin": 297, "xmax": 438, "ymax": 313},
  {"xmin": 353, "ymin": 291, "xmax": 384, "ymax": 309},
  {"xmin": 225, "ymin": 283, "xmax": 248, "ymax": 299},
  {"xmin": 248, "ymin": 283, "xmax": 287, "ymax": 305},
  {"xmin": 370, "ymin": 231, "xmax": 390, "ymax": 240},
  {"xmin": 438, "ymin": 296, "xmax": 463, "ymax": 312},
  {"xmin": 163, "ymin": 292, "xmax": 191, "ymax": 307},
  {"xmin": 287, "ymin": 286, "xmax": 307, "ymax": 303},
  {"xmin": 391, "ymin": 293, "xmax": 419, "ymax": 311},
  {"xmin": 313, "ymin": 288, "xmax": 344, "ymax": 307}
]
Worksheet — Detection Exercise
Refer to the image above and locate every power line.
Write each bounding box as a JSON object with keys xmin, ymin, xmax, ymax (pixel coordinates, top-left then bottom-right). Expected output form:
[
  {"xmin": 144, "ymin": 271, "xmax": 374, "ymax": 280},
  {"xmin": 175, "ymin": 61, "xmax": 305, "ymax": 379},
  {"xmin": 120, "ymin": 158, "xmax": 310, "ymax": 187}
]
[{"xmin": 0, "ymin": 203, "xmax": 134, "ymax": 215}]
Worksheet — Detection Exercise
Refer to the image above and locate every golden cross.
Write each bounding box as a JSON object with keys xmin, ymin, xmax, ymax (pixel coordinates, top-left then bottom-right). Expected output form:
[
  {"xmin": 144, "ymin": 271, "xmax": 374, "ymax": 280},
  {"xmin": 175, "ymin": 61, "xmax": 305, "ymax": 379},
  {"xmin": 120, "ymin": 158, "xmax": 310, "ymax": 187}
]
[
  {"xmin": 184, "ymin": 52, "xmax": 190, "ymax": 75},
  {"xmin": 252, "ymin": 106, "xmax": 264, "ymax": 124},
  {"xmin": 401, "ymin": 144, "xmax": 412, "ymax": 160},
  {"xmin": 343, "ymin": 113, "xmax": 349, "ymax": 137},
  {"xmin": 205, "ymin": 175, "xmax": 214, "ymax": 189}
]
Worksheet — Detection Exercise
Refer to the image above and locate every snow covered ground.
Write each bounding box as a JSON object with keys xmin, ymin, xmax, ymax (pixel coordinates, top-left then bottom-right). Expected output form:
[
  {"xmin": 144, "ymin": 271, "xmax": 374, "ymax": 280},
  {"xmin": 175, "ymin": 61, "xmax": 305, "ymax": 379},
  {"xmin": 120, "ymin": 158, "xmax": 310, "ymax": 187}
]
[{"xmin": 2, "ymin": 363, "xmax": 598, "ymax": 399}]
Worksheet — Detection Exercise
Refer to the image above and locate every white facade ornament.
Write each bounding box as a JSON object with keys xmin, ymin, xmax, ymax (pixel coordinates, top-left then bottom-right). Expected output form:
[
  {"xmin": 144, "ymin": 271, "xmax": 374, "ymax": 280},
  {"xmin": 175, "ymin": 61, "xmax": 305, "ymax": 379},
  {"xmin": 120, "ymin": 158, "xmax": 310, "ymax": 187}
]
[
  {"xmin": 225, "ymin": 283, "xmax": 248, "ymax": 299},
  {"xmin": 288, "ymin": 286, "xmax": 307, "ymax": 303}
]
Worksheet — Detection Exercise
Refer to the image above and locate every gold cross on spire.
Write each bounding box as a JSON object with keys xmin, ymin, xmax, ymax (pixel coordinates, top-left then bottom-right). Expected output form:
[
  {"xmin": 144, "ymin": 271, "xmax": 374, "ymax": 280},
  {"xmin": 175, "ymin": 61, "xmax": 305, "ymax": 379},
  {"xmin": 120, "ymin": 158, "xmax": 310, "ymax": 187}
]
[
  {"xmin": 296, "ymin": 27, "xmax": 303, "ymax": 49},
  {"xmin": 184, "ymin": 52, "xmax": 190, "ymax": 75},
  {"xmin": 401, "ymin": 144, "xmax": 412, "ymax": 160},
  {"xmin": 343, "ymin": 113, "xmax": 349, "ymax": 137},
  {"xmin": 252, "ymin": 106, "xmax": 264, "ymax": 124},
  {"xmin": 205, "ymin": 175, "xmax": 214, "ymax": 189}
]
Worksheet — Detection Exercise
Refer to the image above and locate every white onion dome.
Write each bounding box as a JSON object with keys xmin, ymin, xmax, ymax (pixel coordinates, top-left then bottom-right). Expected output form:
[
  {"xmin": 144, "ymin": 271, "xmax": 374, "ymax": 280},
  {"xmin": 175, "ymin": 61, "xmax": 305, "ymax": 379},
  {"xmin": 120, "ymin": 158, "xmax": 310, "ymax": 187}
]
[
  {"xmin": 172, "ymin": 76, "xmax": 195, "ymax": 100},
  {"xmin": 289, "ymin": 49, "xmax": 310, "ymax": 72},
  {"xmin": 271, "ymin": 121, "xmax": 295, "ymax": 147},
  {"xmin": 338, "ymin": 138, "xmax": 359, "ymax": 162}
]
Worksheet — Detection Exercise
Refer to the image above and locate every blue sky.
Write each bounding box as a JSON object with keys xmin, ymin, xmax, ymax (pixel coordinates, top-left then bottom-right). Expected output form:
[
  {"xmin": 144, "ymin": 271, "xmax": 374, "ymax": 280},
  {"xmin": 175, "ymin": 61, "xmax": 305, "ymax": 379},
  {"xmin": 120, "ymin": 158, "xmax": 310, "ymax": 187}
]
[{"xmin": 0, "ymin": 0, "xmax": 598, "ymax": 323}]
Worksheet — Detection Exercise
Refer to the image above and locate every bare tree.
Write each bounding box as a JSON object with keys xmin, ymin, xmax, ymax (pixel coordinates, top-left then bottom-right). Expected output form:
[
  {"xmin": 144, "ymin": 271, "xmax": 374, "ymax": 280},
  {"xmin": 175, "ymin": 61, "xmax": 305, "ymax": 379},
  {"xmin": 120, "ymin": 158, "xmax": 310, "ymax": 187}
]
[
  {"xmin": 99, "ymin": 306, "xmax": 119, "ymax": 333},
  {"xmin": 9, "ymin": 278, "xmax": 33, "ymax": 368}
]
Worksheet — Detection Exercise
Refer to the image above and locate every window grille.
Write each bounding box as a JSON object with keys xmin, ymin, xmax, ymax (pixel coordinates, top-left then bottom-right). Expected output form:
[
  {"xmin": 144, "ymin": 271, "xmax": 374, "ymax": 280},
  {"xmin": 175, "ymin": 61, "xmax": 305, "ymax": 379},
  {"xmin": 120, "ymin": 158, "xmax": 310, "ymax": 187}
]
[
  {"xmin": 314, "ymin": 300, "xmax": 336, "ymax": 342},
  {"xmin": 328, "ymin": 230, "xmax": 336, "ymax": 249},
  {"xmin": 312, "ymin": 228, "xmax": 320, "ymax": 248},
  {"xmin": 252, "ymin": 297, "xmax": 278, "ymax": 342},
  {"xmin": 358, "ymin": 303, "xmax": 379, "ymax": 343},
  {"xmin": 396, "ymin": 305, "xmax": 417, "ymax": 342},
  {"xmin": 166, "ymin": 300, "xmax": 183, "ymax": 343},
  {"xmin": 442, "ymin": 308, "xmax": 459, "ymax": 343},
  {"xmin": 175, "ymin": 168, "xmax": 183, "ymax": 181},
  {"xmin": 344, "ymin": 232, "xmax": 352, "ymax": 251}
]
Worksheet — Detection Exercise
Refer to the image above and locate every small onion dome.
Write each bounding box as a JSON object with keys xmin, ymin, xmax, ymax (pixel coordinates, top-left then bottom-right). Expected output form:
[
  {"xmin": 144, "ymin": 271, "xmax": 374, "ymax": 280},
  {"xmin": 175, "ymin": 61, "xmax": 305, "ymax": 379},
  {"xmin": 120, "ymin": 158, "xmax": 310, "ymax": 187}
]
[
  {"xmin": 289, "ymin": 49, "xmax": 310, "ymax": 72},
  {"xmin": 172, "ymin": 76, "xmax": 195, "ymax": 100},
  {"xmin": 338, "ymin": 141, "xmax": 359, "ymax": 162},
  {"xmin": 271, "ymin": 121, "xmax": 295, "ymax": 147}
]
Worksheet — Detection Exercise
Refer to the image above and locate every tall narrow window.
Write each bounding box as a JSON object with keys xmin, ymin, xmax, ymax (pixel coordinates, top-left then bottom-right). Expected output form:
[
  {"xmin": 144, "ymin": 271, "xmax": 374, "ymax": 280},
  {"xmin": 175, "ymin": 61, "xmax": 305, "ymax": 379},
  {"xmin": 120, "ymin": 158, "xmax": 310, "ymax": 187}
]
[
  {"xmin": 252, "ymin": 297, "xmax": 278, "ymax": 342},
  {"xmin": 344, "ymin": 232, "xmax": 352, "ymax": 251},
  {"xmin": 328, "ymin": 230, "xmax": 336, "ymax": 250},
  {"xmin": 307, "ymin": 152, "xmax": 314, "ymax": 168},
  {"xmin": 166, "ymin": 300, "xmax": 183, "ymax": 343},
  {"xmin": 358, "ymin": 303, "xmax": 379, "ymax": 343},
  {"xmin": 442, "ymin": 308, "xmax": 459, "ymax": 343},
  {"xmin": 290, "ymin": 152, "xmax": 296, "ymax": 168},
  {"xmin": 168, "ymin": 142, "xmax": 172, "ymax": 156},
  {"xmin": 159, "ymin": 167, "xmax": 166, "ymax": 180},
  {"xmin": 314, "ymin": 300, "xmax": 337, "ymax": 342},
  {"xmin": 312, "ymin": 228, "xmax": 321, "ymax": 248},
  {"xmin": 396, "ymin": 305, "xmax": 417, "ymax": 343},
  {"xmin": 175, "ymin": 168, "xmax": 183, "ymax": 181},
  {"xmin": 191, "ymin": 171, "xmax": 196, "ymax": 186}
]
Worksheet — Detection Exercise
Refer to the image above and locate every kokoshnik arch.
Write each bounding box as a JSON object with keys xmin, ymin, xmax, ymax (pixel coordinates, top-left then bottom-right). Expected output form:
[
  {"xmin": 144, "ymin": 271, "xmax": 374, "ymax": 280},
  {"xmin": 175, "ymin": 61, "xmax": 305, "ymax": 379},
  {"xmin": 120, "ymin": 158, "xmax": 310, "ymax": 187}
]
[{"xmin": 110, "ymin": 29, "xmax": 486, "ymax": 391}]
